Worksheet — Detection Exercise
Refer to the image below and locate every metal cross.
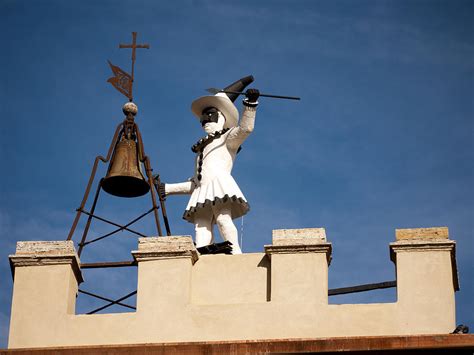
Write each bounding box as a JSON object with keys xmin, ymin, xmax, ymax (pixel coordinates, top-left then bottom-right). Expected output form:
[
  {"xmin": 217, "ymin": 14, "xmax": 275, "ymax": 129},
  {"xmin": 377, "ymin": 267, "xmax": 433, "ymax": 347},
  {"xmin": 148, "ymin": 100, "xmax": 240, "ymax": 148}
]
[{"xmin": 119, "ymin": 32, "xmax": 150, "ymax": 99}]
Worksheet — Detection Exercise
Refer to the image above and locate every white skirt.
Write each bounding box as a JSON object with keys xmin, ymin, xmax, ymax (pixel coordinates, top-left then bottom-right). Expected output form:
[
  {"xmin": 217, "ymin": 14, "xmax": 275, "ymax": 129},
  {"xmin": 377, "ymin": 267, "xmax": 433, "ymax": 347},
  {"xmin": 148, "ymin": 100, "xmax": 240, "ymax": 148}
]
[{"xmin": 183, "ymin": 174, "xmax": 249, "ymax": 223}]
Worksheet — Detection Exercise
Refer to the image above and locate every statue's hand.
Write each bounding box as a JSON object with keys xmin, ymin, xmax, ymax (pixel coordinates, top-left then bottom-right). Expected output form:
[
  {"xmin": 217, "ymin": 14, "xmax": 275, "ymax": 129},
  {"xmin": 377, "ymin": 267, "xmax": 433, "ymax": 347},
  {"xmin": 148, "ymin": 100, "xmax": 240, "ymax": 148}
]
[
  {"xmin": 245, "ymin": 88, "xmax": 260, "ymax": 103},
  {"xmin": 158, "ymin": 182, "xmax": 167, "ymax": 200},
  {"xmin": 153, "ymin": 174, "xmax": 167, "ymax": 200},
  {"xmin": 153, "ymin": 174, "xmax": 166, "ymax": 200}
]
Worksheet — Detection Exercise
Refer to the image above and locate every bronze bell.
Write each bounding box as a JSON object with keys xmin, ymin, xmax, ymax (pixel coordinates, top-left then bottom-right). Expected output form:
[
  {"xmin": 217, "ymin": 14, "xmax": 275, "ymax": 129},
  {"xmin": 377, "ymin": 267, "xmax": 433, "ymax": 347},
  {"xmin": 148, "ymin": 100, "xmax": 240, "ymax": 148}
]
[{"xmin": 102, "ymin": 138, "xmax": 150, "ymax": 198}]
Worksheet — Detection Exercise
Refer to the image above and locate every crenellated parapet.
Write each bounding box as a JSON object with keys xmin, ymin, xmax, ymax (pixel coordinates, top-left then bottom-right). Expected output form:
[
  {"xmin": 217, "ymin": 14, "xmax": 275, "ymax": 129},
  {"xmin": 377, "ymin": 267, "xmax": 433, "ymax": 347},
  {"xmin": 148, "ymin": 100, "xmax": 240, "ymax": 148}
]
[{"xmin": 7, "ymin": 227, "xmax": 459, "ymax": 348}]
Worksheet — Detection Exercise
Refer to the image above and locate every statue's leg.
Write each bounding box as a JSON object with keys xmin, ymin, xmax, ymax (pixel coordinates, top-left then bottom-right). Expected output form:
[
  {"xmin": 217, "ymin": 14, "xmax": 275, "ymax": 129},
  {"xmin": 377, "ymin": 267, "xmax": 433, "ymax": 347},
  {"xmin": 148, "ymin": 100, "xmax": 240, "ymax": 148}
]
[
  {"xmin": 194, "ymin": 215, "xmax": 214, "ymax": 248},
  {"xmin": 213, "ymin": 206, "xmax": 242, "ymax": 254}
]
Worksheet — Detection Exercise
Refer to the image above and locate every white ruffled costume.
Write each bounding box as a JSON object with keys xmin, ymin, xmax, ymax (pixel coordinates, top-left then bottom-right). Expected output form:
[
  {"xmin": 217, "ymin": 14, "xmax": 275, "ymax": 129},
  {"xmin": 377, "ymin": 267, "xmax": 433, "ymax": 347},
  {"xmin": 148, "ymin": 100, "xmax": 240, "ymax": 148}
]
[{"xmin": 165, "ymin": 99, "xmax": 256, "ymax": 254}]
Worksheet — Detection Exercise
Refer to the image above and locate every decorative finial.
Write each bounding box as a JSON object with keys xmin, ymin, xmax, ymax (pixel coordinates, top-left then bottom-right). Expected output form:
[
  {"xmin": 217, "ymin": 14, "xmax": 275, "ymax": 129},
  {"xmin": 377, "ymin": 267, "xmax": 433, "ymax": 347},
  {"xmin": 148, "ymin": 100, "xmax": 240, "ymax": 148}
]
[{"xmin": 123, "ymin": 102, "xmax": 138, "ymax": 116}]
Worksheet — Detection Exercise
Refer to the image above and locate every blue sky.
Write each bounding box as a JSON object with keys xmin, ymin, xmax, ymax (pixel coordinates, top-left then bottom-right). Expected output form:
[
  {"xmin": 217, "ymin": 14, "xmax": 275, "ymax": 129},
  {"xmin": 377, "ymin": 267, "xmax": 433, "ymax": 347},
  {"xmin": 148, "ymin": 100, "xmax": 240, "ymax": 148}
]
[{"xmin": 1, "ymin": 0, "xmax": 473, "ymax": 347}]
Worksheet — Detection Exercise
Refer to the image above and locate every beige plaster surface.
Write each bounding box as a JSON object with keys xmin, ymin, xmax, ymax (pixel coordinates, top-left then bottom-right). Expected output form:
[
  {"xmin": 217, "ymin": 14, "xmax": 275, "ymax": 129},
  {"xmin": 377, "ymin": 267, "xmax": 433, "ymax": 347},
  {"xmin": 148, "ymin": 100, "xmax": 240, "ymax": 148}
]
[
  {"xmin": 8, "ymin": 227, "xmax": 458, "ymax": 348},
  {"xmin": 191, "ymin": 253, "xmax": 269, "ymax": 304}
]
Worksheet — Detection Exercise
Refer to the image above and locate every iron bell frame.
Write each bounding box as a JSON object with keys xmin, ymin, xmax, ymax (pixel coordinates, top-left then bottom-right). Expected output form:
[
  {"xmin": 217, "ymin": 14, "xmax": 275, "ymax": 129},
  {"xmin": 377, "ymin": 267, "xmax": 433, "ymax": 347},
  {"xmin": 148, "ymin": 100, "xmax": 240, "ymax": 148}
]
[{"xmin": 66, "ymin": 104, "xmax": 171, "ymax": 260}]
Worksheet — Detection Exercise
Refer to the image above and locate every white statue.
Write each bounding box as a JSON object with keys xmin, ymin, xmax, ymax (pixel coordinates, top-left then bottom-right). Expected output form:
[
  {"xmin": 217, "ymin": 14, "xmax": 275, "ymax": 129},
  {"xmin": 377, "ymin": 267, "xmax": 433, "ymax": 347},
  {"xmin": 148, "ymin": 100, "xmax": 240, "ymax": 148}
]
[{"xmin": 161, "ymin": 76, "xmax": 259, "ymax": 254}]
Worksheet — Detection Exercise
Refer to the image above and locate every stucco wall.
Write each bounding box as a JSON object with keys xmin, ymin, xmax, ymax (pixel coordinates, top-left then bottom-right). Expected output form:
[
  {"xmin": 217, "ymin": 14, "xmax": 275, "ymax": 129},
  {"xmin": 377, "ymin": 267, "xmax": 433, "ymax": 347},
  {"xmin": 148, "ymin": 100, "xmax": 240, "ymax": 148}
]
[{"xmin": 7, "ymin": 227, "xmax": 457, "ymax": 348}]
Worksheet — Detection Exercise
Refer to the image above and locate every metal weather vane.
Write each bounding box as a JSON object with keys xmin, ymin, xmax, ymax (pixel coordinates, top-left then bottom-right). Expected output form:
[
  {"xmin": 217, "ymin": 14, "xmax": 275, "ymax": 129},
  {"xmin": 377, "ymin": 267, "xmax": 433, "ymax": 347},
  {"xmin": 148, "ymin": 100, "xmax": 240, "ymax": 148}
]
[{"xmin": 107, "ymin": 32, "xmax": 150, "ymax": 101}]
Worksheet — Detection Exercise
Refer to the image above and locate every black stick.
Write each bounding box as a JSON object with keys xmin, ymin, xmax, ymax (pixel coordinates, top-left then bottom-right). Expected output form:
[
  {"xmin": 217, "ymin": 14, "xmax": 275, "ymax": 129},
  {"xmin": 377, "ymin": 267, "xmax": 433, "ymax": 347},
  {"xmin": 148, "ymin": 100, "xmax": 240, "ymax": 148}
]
[{"xmin": 206, "ymin": 88, "xmax": 300, "ymax": 101}]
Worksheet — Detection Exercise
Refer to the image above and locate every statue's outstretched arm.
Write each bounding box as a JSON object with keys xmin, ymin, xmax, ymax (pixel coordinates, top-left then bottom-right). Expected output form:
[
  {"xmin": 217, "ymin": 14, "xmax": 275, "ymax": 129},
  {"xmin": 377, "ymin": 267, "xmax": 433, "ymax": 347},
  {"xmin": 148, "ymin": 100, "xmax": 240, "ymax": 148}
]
[{"xmin": 165, "ymin": 180, "xmax": 195, "ymax": 195}]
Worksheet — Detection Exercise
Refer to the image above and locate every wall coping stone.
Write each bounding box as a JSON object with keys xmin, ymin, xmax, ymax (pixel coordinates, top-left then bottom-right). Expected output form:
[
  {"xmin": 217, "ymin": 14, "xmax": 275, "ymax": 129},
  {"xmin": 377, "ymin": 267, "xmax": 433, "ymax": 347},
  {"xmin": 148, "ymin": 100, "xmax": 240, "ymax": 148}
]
[
  {"xmin": 272, "ymin": 227, "xmax": 327, "ymax": 244},
  {"xmin": 266, "ymin": 229, "xmax": 332, "ymax": 265},
  {"xmin": 395, "ymin": 227, "xmax": 448, "ymax": 241},
  {"xmin": 132, "ymin": 236, "xmax": 198, "ymax": 264},
  {"xmin": 9, "ymin": 241, "xmax": 83, "ymax": 283}
]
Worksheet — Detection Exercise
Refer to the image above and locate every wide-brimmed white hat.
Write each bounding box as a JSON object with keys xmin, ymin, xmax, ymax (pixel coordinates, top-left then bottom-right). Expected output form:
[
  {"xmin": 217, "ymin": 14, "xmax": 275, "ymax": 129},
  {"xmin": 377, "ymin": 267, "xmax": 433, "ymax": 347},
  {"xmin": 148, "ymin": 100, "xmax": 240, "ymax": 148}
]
[
  {"xmin": 191, "ymin": 93, "xmax": 239, "ymax": 129},
  {"xmin": 191, "ymin": 75, "xmax": 254, "ymax": 129}
]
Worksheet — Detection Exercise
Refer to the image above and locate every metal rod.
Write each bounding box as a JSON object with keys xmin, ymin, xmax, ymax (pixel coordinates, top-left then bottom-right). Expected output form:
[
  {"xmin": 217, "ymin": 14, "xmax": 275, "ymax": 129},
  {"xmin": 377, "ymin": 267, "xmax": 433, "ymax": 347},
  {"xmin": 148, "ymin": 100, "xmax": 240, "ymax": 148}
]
[
  {"xmin": 78, "ymin": 289, "xmax": 136, "ymax": 310},
  {"xmin": 67, "ymin": 122, "xmax": 123, "ymax": 241},
  {"xmin": 78, "ymin": 179, "xmax": 103, "ymax": 256},
  {"xmin": 80, "ymin": 207, "xmax": 156, "ymax": 247},
  {"xmin": 144, "ymin": 158, "xmax": 163, "ymax": 236},
  {"xmin": 328, "ymin": 281, "xmax": 396, "ymax": 296},
  {"xmin": 130, "ymin": 32, "xmax": 136, "ymax": 101},
  {"xmin": 78, "ymin": 209, "xmax": 148, "ymax": 238},
  {"xmin": 207, "ymin": 88, "xmax": 300, "ymax": 101},
  {"xmin": 153, "ymin": 173, "xmax": 171, "ymax": 236},
  {"xmin": 80, "ymin": 261, "xmax": 137, "ymax": 269},
  {"xmin": 86, "ymin": 290, "xmax": 137, "ymax": 314},
  {"xmin": 135, "ymin": 124, "xmax": 165, "ymax": 236},
  {"xmin": 118, "ymin": 32, "xmax": 149, "ymax": 102}
]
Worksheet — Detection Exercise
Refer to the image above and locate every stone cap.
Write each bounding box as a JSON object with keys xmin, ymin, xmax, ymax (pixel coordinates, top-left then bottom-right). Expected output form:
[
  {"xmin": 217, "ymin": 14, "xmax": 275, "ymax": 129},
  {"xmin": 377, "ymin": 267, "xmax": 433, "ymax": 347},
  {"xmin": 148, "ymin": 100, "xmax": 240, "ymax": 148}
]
[
  {"xmin": 272, "ymin": 227, "xmax": 327, "ymax": 245},
  {"xmin": 390, "ymin": 227, "xmax": 458, "ymax": 291},
  {"xmin": 9, "ymin": 241, "xmax": 83, "ymax": 283},
  {"xmin": 391, "ymin": 227, "xmax": 454, "ymax": 259},
  {"xmin": 395, "ymin": 227, "xmax": 449, "ymax": 241},
  {"xmin": 265, "ymin": 228, "xmax": 332, "ymax": 265},
  {"xmin": 132, "ymin": 236, "xmax": 198, "ymax": 264}
]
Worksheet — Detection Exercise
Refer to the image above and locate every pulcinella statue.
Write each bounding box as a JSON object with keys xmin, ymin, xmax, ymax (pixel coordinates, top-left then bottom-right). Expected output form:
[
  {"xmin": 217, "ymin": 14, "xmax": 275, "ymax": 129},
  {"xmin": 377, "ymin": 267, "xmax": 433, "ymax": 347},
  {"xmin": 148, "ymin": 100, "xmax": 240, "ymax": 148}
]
[{"xmin": 159, "ymin": 75, "xmax": 259, "ymax": 254}]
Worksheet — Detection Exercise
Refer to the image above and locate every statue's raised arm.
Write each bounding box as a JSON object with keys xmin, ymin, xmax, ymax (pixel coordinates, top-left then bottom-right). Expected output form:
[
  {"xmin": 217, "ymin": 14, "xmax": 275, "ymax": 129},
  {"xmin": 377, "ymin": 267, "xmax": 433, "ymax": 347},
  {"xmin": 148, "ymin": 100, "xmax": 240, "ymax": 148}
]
[{"xmin": 225, "ymin": 88, "xmax": 259, "ymax": 151}]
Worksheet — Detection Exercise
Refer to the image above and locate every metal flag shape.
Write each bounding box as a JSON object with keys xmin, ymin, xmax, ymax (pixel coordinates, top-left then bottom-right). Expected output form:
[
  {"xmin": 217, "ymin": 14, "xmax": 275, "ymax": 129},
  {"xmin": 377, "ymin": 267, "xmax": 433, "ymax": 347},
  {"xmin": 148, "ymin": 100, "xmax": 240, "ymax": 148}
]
[{"xmin": 107, "ymin": 60, "xmax": 133, "ymax": 100}]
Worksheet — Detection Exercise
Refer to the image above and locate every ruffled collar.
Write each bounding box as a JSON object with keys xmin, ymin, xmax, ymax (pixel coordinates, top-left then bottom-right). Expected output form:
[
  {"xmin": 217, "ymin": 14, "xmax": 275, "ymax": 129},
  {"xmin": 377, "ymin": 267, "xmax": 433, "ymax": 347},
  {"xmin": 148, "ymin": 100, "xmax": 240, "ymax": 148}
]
[{"xmin": 191, "ymin": 128, "xmax": 230, "ymax": 153}]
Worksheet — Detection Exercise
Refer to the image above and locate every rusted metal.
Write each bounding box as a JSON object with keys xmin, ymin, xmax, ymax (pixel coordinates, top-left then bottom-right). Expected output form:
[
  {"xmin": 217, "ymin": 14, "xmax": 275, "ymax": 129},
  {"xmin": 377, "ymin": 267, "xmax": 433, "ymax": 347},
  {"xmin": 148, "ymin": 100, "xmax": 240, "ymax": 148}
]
[
  {"xmin": 101, "ymin": 138, "xmax": 150, "ymax": 198},
  {"xmin": 152, "ymin": 173, "xmax": 171, "ymax": 236},
  {"xmin": 66, "ymin": 34, "xmax": 171, "ymax": 315},
  {"xmin": 78, "ymin": 289, "xmax": 135, "ymax": 310},
  {"xmin": 80, "ymin": 261, "xmax": 136, "ymax": 269},
  {"xmin": 77, "ymin": 209, "xmax": 149, "ymax": 238},
  {"xmin": 67, "ymin": 122, "xmax": 123, "ymax": 241},
  {"xmin": 67, "ymin": 116, "xmax": 171, "ymax": 255},
  {"xmin": 118, "ymin": 32, "xmax": 149, "ymax": 102},
  {"xmin": 328, "ymin": 280, "xmax": 397, "ymax": 296},
  {"xmin": 79, "ymin": 207, "xmax": 156, "ymax": 247},
  {"xmin": 87, "ymin": 290, "xmax": 137, "ymax": 314},
  {"xmin": 77, "ymin": 179, "xmax": 103, "ymax": 256},
  {"xmin": 144, "ymin": 158, "xmax": 163, "ymax": 237},
  {"xmin": 107, "ymin": 61, "xmax": 133, "ymax": 100},
  {"xmin": 135, "ymin": 124, "xmax": 168, "ymax": 236}
]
